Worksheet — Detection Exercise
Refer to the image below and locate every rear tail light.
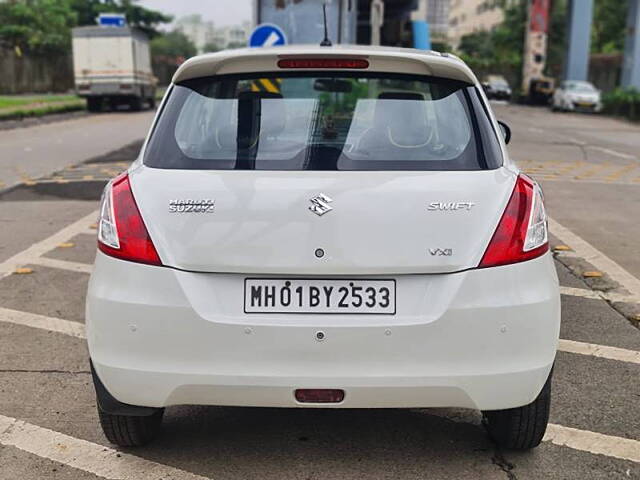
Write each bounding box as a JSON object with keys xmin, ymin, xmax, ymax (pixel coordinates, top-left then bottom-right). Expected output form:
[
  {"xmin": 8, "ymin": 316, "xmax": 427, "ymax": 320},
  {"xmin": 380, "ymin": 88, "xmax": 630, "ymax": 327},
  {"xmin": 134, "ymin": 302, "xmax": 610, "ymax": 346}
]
[
  {"xmin": 119, "ymin": 84, "xmax": 133, "ymax": 90},
  {"xmin": 479, "ymin": 174, "xmax": 548, "ymax": 268},
  {"xmin": 97, "ymin": 174, "xmax": 162, "ymax": 266},
  {"xmin": 277, "ymin": 58, "xmax": 369, "ymax": 69},
  {"xmin": 295, "ymin": 389, "xmax": 345, "ymax": 403}
]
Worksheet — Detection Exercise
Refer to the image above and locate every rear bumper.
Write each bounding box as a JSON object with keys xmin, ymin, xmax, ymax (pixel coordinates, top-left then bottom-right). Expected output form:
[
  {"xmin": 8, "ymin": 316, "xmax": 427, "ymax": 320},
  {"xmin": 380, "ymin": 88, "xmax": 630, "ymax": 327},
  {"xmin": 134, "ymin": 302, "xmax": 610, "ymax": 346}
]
[
  {"xmin": 75, "ymin": 81, "xmax": 153, "ymax": 98},
  {"xmin": 87, "ymin": 252, "xmax": 560, "ymax": 411},
  {"xmin": 566, "ymin": 101, "xmax": 602, "ymax": 112}
]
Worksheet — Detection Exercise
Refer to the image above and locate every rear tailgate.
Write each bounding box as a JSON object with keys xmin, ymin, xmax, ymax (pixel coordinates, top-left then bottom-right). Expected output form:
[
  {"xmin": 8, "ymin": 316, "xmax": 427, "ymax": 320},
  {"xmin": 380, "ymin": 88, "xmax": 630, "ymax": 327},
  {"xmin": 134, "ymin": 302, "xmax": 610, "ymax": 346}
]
[{"xmin": 130, "ymin": 167, "xmax": 515, "ymax": 275}]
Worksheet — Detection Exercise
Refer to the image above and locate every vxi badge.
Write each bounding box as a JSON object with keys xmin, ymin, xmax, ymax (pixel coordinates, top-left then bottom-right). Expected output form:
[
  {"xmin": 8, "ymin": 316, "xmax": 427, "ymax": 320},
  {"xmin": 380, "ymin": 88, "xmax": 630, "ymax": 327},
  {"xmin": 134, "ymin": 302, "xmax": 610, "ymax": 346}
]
[
  {"xmin": 429, "ymin": 248, "xmax": 453, "ymax": 256},
  {"xmin": 427, "ymin": 202, "xmax": 475, "ymax": 211}
]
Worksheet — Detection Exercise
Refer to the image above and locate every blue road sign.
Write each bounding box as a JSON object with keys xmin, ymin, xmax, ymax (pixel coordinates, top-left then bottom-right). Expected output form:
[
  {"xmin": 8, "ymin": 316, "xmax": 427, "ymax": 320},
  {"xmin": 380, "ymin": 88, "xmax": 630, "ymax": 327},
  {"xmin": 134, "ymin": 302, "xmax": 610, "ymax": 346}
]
[
  {"xmin": 98, "ymin": 13, "xmax": 126, "ymax": 27},
  {"xmin": 249, "ymin": 23, "xmax": 287, "ymax": 48}
]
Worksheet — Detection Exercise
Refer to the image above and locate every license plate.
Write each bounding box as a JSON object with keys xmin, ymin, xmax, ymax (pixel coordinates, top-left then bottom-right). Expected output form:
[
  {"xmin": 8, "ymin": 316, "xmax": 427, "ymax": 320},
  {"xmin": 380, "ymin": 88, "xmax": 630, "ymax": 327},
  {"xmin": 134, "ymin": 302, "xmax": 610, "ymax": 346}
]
[{"xmin": 244, "ymin": 278, "xmax": 396, "ymax": 314}]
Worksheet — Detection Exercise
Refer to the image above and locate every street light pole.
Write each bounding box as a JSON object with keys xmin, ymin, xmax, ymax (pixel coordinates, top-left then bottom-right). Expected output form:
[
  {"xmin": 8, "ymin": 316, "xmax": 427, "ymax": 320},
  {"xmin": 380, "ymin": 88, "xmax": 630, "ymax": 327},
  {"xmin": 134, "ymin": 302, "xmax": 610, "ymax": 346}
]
[{"xmin": 370, "ymin": 0, "xmax": 384, "ymax": 46}]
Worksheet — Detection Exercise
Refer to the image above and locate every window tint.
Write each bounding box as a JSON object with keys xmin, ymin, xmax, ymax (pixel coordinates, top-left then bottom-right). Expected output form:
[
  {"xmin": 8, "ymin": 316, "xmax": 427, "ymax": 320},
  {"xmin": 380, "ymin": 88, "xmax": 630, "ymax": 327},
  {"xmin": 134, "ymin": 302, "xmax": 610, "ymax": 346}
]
[
  {"xmin": 145, "ymin": 72, "xmax": 502, "ymax": 171},
  {"xmin": 566, "ymin": 81, "xmax": 596, "ymax": 93}
]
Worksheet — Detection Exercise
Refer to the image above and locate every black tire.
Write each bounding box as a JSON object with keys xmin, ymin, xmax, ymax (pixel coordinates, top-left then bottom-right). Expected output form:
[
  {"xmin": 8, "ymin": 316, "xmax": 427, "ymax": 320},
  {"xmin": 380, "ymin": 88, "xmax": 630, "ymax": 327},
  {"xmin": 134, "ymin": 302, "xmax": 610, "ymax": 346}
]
[
  {"xmin": 482, "ymin": 369, "xmax": 552, "ymax": 450},
  {"xmin": 87, "ymin": 97, "xmax": 102, "ymax": 112},
  {"xmin": 98, "ymin": 403, "xmax": 164, "ymax": 447},
  {"xmin": 129, "ymin": 97, "xmax": 142, "ymax": 112},
  {"xmin": 148, "ymin": 96, "xmax": 156, "ymax": 109}
]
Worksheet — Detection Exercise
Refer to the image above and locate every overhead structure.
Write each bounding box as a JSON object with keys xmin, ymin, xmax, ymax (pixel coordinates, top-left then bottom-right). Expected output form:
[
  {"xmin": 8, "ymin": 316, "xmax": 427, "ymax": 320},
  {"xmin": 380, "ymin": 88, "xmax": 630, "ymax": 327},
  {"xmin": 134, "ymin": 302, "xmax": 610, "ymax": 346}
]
[
  {"xmin": 622, "ymin": 0, "xmax": 640, "ymax": 88},
  {"xmin": 563, "ymin": 0, "xmax": 594, "ymax": 81},
  {"xmin": 410, "ymin": 0, "xmax": 430, "ymax": 50}
]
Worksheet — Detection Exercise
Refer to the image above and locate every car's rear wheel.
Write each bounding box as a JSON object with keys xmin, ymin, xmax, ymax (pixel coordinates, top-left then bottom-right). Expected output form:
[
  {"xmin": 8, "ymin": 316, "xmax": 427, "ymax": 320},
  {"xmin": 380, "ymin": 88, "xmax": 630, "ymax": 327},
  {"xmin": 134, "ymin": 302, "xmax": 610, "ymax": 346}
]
[
  {"xmin": 98, "ymin": 403, "xmax": 164, "ymax": 447},
  {"xmin": 129, "ymin": 96, "xmax": 142, "ymax": 112},
  {"xmin": 87, "ymin": 97, "xmax": 102, "ymax": 112},
  {"xmin": 482, "ymin": 369, "xmax": 552, "ymax": 450}
]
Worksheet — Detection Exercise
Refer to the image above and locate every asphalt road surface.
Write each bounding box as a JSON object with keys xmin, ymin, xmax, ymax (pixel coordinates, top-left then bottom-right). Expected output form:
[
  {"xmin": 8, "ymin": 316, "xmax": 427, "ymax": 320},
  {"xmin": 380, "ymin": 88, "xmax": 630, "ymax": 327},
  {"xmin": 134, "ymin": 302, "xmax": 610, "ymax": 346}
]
[
  {"xmin": 0, "ymin": 111, "xmax": 155, "ymax": 191},
  {"xmin": 0, "ymin": 105, "xmax": 638, "ymax": 479}
]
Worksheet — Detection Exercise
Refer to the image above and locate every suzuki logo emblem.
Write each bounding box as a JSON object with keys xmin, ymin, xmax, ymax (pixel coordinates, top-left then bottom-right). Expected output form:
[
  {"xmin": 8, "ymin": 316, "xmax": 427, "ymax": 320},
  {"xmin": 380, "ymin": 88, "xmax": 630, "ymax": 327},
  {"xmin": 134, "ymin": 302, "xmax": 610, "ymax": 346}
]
[{"xmin": 309, "ymin": 193, "xmax": 333, "ymax": 216}]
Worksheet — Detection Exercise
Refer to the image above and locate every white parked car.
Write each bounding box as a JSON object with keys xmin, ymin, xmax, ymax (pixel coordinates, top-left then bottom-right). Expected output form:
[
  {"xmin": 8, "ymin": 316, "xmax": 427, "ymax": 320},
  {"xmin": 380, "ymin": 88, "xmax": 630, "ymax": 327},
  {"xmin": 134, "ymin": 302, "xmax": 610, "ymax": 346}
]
[
  {"xmin": 87, "ymin": 45, "xmax": 560, "ymax": 449},
  {"xmin": 552, "ymin": 80, "xmax": 602, "ymax": 113}
]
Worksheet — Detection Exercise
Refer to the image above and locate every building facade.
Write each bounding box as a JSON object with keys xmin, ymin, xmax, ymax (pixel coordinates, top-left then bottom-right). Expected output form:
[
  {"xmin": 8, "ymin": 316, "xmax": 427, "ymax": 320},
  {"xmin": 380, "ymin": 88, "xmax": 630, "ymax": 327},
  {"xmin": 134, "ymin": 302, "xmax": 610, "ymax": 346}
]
[
  {"xmin": 175, "ymin": 16, "xmax": 251, "ymax": 53},
  {"xmin": 427, "ymin": 0, "xmax": 450, "ymax": 41},
  {"xmin": 174, "ymin": 15, "xmax": 215, "ymax": 54},
  {"xmin": 448, "ymin": 0, "xmax": 504, "ymax": 49},
  {"xmin": 210, "ymin": 22, "xmax": 252, "ymax": 50}
]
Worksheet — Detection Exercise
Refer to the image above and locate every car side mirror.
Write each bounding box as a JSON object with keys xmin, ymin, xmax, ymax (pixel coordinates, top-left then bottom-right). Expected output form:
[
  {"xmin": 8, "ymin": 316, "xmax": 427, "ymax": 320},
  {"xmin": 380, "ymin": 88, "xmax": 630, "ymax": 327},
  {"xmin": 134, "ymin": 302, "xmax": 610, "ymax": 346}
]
[{"xmin": 497, "ymin": 120, "xmax": 511, "ymax": 144}]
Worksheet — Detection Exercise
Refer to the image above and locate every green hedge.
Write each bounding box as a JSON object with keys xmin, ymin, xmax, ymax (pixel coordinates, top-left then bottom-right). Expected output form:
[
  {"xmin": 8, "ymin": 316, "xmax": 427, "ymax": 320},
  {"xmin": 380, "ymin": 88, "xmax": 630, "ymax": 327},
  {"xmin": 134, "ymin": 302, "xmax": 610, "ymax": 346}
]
[
  {"xmin": 0, "ymin": 99, "xmax": 85, "ymax": 121},
  {"xmin": 602, "ymin": 87, "xmax": 640, "ymax": 121}
]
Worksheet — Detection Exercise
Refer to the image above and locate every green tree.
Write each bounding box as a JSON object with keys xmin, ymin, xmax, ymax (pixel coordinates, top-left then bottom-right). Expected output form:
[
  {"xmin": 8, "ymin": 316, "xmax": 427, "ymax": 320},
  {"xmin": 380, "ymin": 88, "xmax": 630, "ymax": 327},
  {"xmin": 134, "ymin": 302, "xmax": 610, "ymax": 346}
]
[
  {"xmin": 151, "ymin": 30, "xmax": 197, "ymax": 60},
  {"xmin": 0, "ymin": 0, "xmax": 77, "ymax": 55},
  {"xmin": 457, "ymin": 0, "xmax": 528, "ymax": 86},
  {"xmin": 592, "ymin": 0, "xmax": 628, "ymax": 53},
  {"xmin": 456, "ymin": 0, "xmax": 629, "ymax": 89},
  {"xmin": 202, "ymin": 41, "xmax": 222, "ymax": 53},
  {"xmin": 546, "ymin": 0, "xmax": 567, "ymax": 75},
  {"xmin": 0, "ymin": 0, "xmax": 172, "ymax": 55},
  {"xmin": 458, "ymin": 30, "xmax": 494, "ymax": 59},
  {"xmin": 69, "ymin": 0, "xmax": 172, "ymax": 37},
  {"xmin": 491, "ymin": 0, "xmax": 527, "ymax": 64},
  {"xmin": 457, "ymin": 0, "xmax": 571, "ymax": 87},
  {"xmin": 226, "ymin": 41, "xmax": 247, "ymax": 50}
]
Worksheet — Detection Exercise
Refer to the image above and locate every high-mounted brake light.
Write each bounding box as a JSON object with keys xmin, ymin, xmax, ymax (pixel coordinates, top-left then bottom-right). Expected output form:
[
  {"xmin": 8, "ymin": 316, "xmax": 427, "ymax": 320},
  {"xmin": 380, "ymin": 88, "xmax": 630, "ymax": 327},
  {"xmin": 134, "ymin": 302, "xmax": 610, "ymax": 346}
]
[
  {"xmin": 479, "ymin": 174, "xmax": 548, "ymax": 268},
  {"xmin": 295, "ymin": 389, "xmax": 345, "ymax": 403},
  {"xmin": 97, "ymin": 173, "xmax": 162, "ymax": 266},
  {"xmin": 277, "ymin": 58, "xmax": 369, "ymax": 69}
]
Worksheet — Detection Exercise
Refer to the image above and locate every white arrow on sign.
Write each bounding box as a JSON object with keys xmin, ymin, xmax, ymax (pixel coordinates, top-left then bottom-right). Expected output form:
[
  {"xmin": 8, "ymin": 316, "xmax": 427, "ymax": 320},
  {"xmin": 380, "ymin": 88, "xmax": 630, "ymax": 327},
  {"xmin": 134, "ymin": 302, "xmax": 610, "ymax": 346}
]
[{"xmin": 263, "ymin": 31, "xmax": 280, "ymax": 47}]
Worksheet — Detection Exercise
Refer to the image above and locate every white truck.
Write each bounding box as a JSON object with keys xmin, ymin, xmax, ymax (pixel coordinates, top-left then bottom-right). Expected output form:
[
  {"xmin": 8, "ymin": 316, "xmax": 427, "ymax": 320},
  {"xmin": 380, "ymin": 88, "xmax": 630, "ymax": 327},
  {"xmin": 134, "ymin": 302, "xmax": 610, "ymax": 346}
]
[{"xmin": 72, "ymin": 26, "xmax": 156, "ymax": 112}]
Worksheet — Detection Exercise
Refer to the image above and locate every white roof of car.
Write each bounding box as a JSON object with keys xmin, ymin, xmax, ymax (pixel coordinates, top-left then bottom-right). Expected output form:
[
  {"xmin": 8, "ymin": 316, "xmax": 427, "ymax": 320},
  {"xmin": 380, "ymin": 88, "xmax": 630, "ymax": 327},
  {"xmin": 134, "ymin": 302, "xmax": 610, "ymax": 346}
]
[{"xmin": 172, "ymin": 45, "xmax": 478, "ymax": 85}]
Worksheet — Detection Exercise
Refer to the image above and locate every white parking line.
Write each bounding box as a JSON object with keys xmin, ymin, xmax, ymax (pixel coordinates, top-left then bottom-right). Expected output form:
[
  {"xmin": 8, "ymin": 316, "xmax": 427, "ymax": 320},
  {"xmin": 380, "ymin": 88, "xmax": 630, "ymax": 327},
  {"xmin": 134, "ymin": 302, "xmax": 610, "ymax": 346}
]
[
  {"xmin": 549, "ymin": 217, "xmax": 640, "ymax": 302},
  {"xmin": 544, "ymin": 423, "xmax": 640, "ymax": 464},
  {"xmin": 31, "ymin": 256, "xmax": 93, "ymax": 274},
  {"xmin": 419, "ymin": 412, "xmax": 640, "ymax": 465},
  {"xmin": 1, "ymin": 310, "xmax": 639, "ymax": 467},
  {"xmin": 0, "ymin": 210, "xmax": 98, "ymax": 279},
  {"xmin": 2, "ymin": 412, "xmax": 637, "ymax": 480},
  {"xmin": 559, "ymin": 286, "xmax": 602, "ymax": 300},
  {"xmin": 0, "ymin": 307, "xmax": 85, "ymax": 339},
  {"xmin": 0, "ymin": 414, "xmax": 211, "ymax": 480},
  {"xmin": 587, "ymin": 146, "xmax": 637, "ymax": 161},
  {"xmin": 1, "ymin": 206, "xmax": 639, "ymax": 470},
  {"xmin": 558, "ymin": 339, "xmax": 640, "ymax": 365},
  {"xmin": 559, "ymin": 286, "xmax": 640, "ymax": 305}
]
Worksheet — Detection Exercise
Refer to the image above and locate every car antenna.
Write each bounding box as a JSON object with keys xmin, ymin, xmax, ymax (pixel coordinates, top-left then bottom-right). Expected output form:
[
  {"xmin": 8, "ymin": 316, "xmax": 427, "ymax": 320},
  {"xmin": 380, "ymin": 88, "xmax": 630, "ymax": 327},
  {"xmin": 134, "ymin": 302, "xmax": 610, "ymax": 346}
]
[{"xmin": 320, "ymin": 3, "xmax": 332, "ymax": 47}]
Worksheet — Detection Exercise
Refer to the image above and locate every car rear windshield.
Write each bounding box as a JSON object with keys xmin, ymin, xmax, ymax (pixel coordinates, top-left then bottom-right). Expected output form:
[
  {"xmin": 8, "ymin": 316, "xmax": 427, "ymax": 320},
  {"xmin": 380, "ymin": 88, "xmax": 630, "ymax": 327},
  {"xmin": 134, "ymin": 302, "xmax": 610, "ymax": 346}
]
[{"xmin": 144, "ymin": 72, "xmax": 502, "ymax": 171}]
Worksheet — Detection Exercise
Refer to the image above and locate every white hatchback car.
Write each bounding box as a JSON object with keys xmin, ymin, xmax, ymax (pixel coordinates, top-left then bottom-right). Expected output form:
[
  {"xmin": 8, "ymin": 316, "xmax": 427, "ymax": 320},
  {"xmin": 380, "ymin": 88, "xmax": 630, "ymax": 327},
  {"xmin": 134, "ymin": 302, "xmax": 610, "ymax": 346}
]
[
  {"xmin": 87, "ymin": 45, "xmax": 560, "ymax": 449},
  {"xmin": 552, "ymin": 80, "xmax": 602, "ymax": 113}
]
